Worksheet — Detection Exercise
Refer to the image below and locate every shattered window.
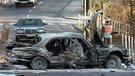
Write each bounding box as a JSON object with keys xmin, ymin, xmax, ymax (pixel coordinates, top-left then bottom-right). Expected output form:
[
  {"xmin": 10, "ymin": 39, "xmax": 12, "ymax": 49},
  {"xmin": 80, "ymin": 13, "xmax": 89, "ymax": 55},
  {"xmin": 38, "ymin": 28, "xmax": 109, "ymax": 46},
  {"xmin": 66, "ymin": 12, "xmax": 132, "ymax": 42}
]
[{"xmin": 46, "ymin": 38, "xmax": 89, "ymax": 58}]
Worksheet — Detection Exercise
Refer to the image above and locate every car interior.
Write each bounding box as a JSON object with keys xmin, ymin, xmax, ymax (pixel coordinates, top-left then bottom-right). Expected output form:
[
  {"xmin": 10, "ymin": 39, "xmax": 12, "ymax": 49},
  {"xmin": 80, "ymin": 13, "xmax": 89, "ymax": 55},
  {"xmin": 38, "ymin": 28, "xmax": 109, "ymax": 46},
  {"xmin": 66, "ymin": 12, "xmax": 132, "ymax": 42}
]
[{"xmin": 46, "ymin": 38, "xmax": 93, "ymax": 63}]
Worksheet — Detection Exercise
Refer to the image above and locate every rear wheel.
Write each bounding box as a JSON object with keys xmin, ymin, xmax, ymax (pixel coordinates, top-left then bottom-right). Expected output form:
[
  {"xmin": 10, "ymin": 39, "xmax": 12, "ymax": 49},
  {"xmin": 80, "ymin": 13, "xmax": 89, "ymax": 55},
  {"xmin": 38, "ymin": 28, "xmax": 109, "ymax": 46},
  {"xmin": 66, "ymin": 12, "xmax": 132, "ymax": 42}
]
[
  {"xmin": 105, "ymin": 55, "xmax": 121, "ymax": 69},
  {"xmin": 31, "ymin": 57, "xmax": 48, "ymax": 70}
]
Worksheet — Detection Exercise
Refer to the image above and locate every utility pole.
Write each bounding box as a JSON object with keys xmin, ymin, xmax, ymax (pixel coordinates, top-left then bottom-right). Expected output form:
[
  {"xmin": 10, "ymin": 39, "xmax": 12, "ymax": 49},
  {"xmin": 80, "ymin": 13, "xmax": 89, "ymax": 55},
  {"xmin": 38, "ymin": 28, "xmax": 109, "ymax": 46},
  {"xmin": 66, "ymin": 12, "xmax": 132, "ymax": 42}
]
[
  {"xmin": 83, "ymin": 0, "xmax": 87, "ymax": 38},
  {"xmin": 84, "ymin": 0, "xmax": 87, "ymax": 17}
]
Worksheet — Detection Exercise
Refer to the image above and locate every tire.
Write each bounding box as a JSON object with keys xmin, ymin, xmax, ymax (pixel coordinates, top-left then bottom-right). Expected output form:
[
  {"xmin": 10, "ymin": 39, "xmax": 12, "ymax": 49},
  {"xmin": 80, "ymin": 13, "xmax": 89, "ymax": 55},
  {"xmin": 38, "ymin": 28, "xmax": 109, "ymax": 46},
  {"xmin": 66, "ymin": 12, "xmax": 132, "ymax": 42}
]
[
  {"xmin": 31, "ymin": 3, "xmax": 35, "ymax": 7},
  {"xmin": 15, "ymin": 3, "xmax": 19, "ymax": 8},
  {"xmin": 105, "ymin": 55, "xmax": 121, "ymax": 69},
  {"xmin": 35, "ymin": 2, "xmax": 37, "ymax": 5},
  {"xmin": 31, "ymin": 57, "xmax": 48, "ymax": 70}
]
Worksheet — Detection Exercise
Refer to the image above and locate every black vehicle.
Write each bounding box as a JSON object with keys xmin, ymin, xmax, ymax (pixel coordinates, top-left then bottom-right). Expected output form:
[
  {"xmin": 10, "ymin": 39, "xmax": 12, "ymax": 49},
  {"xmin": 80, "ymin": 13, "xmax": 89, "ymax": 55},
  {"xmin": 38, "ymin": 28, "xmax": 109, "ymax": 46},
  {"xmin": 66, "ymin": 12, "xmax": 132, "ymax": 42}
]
[
  {"xmin": 5, "ymin": 32, "xmax": 132, "ymax": 70},
  {"xmin": 13, "ymin": 18, "xmax": 47, "ymax": 42}
]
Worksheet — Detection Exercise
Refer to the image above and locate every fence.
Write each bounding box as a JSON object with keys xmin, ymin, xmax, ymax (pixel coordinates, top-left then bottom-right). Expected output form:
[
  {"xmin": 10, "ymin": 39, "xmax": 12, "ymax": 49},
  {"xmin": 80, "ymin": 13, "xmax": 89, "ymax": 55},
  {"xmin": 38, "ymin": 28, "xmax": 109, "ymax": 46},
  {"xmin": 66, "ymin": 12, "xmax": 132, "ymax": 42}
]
[{"xmin": 77, "ymin": 11, "xmax": 135, "ymax": 60}]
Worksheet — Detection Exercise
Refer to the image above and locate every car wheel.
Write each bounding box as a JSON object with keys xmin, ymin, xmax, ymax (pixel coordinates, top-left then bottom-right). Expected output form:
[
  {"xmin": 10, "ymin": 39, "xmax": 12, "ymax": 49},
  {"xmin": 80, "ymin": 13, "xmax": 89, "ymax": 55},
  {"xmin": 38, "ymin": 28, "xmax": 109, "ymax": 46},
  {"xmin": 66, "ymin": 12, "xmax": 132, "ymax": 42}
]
[
  {"xmin": 105, "ymin": 55, "xmax": 121, "ymax": 69},
  {"xmin": 35, "ymin": 2, "xmax": 37, "ymax": 5},
  {"xmin": 31, "ymin": 3, "xmax": 35, "ymax": 7},
  {"xmin": 31, "ymin": 57, "xmax": 48, "ymax": 70},
  {"xmin": 15, "ymin": 3, "xmax": 19, "ymax": 8}
]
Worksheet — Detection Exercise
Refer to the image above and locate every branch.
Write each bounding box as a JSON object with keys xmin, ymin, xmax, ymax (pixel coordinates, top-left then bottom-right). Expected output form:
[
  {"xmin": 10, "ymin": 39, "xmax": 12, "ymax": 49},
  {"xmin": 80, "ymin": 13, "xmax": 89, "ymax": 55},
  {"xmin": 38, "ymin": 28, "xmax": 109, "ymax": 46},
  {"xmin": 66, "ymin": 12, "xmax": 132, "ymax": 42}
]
[{"xmin": 130, "ymin": 0, "xmax": 135, "ymax": 24}]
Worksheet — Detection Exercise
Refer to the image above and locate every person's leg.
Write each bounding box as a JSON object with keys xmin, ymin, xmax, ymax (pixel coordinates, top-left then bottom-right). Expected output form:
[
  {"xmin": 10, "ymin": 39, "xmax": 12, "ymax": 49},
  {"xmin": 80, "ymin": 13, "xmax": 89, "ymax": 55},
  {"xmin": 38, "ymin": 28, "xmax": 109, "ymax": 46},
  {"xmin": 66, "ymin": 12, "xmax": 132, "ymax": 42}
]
[
  {"xmin": 104, "ymin": 38, "xmax": 107, "ymax": 46},
  {"xmin": 107, "ymin": 38, "xmax": 110, "ymax": 45}
]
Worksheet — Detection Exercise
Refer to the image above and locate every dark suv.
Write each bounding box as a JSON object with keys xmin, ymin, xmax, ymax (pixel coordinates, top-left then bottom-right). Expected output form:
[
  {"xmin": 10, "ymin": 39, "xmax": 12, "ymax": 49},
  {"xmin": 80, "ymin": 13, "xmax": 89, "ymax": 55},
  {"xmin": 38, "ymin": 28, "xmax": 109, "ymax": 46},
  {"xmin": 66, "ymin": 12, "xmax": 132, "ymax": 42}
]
[{"xmin": 14, "ymin": 18, "xmax": 47, "ymax": 42}]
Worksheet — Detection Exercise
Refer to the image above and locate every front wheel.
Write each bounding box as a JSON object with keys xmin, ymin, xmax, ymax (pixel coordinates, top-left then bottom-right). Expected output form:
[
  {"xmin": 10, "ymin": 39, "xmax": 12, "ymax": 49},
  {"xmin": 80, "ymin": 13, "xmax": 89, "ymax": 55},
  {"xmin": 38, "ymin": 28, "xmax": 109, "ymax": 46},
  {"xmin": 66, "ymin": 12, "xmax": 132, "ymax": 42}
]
[
  {"xmin": 31, "ymin": 57, "xmax": 48, "ymax": 70},
  {"xmin": 15, "ymin": 3, "xmax": 19, "ymax": 8},
  {"xmin": 105, "ymin": 55, "xmax": 121, "ymax": 69}
]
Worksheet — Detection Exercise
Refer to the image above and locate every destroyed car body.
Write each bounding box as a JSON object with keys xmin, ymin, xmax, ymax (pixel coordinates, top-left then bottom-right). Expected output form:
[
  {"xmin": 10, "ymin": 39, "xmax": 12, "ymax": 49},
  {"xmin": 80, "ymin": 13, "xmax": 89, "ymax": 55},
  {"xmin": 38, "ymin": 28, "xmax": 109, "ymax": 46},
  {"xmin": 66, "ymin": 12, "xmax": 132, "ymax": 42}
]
[{"xmin": 5, "ymin": 32, "xmax": 132, "ymax": 70}]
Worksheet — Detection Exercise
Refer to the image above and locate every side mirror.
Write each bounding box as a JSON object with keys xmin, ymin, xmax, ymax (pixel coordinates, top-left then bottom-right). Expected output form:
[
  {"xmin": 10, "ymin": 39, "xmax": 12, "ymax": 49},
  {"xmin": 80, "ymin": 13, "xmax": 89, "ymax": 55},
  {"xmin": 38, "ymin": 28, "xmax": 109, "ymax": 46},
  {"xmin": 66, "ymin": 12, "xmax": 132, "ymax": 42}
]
[{"xmin": 43, "ymin": 23, "xmax": 48, "ymax": 25}]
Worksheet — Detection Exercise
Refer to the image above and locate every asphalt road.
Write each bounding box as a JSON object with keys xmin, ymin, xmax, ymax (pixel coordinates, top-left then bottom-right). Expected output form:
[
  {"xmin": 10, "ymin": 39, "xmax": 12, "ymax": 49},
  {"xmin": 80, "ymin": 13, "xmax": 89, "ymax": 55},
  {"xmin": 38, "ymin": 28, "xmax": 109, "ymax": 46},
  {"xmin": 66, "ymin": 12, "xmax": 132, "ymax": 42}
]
[
  {"xmin": 0, "ymin": 0, "xmax": 83, "ymax": 39},
  {"xmin": 0, "ymin": 0, "xmax": 79, "ymax": 23}
]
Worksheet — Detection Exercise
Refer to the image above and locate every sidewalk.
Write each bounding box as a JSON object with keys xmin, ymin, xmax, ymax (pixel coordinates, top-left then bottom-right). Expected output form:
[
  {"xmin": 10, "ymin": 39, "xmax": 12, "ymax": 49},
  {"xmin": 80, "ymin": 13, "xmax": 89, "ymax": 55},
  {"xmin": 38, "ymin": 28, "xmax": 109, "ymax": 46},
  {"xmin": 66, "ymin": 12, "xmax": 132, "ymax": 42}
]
[{"xmin": 62, "ymin": 0, "xmax": 83, "ymax": 20}]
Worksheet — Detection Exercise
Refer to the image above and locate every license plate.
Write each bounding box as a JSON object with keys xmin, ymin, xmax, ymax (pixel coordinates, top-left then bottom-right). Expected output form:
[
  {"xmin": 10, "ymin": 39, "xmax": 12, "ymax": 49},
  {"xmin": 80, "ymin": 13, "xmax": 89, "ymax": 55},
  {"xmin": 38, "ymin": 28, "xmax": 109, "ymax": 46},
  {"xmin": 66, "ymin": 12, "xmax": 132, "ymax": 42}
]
[
  {"xmin": 21, "ymin": 2, "xmax": 27, "ymax": 4},
  {"xmin": 27, "ymin": 34, "xmax": 36, "ymax": 37}
]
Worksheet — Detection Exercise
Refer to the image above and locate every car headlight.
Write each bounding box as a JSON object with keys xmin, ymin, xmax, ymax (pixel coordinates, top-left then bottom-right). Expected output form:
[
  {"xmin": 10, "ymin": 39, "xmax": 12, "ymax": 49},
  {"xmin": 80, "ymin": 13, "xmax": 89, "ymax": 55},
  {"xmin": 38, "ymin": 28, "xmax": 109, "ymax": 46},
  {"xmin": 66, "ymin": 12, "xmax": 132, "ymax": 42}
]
[
  {"xmin": 38, "ymin": 28, "xmax": 46, "ymax": 32},
  {"xmin": 16, "ymin": 29, "xmax": 25, "ymax": 33}
]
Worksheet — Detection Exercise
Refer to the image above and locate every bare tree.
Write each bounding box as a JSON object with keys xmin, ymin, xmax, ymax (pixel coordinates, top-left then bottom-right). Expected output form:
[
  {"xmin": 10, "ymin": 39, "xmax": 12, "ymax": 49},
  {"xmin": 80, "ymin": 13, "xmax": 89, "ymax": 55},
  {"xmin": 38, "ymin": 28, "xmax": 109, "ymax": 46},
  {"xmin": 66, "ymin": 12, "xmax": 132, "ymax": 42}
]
[{"xmin": 129, "ymin": 0, "xmax": 135, "ymax": 24}]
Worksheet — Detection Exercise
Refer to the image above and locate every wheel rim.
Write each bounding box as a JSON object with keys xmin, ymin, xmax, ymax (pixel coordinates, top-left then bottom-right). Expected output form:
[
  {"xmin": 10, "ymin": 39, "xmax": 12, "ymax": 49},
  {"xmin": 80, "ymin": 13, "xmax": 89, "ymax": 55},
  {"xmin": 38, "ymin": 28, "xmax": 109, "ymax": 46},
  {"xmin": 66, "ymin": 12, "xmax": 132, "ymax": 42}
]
[
  {"xmin": 31, "ymin": 57, "xmax": 47, "ymax": 70},
  {"xmin": 107, "ymin": 59, "xmax": 117, "ymax": 68},
  {"xmin": 105, "ymin": 55, "xmax": 121, "ymax": 69}
]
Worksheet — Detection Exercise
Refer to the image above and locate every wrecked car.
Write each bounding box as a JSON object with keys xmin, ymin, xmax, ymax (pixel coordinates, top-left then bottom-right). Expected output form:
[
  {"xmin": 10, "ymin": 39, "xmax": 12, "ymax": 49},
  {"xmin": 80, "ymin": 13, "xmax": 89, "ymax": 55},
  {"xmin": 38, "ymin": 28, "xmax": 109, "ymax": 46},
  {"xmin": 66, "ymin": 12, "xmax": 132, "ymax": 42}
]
[{"xmin": 5, "ymin": 32, "xmax": 132, "ymax": 70}]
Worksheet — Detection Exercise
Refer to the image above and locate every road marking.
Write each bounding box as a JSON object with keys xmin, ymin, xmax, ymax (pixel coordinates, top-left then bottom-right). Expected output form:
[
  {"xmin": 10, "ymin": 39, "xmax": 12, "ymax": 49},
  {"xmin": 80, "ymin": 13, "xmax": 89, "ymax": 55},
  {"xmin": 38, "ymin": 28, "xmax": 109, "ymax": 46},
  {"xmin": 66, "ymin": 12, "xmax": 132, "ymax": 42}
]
[
  {"xmin": 39, "ymin": 1, "xmax": 43, "ymax": 5},
  {"xmin": 33, "ymin": 6, "xmax": 36, "ymax": 9},
  {"xmin": 27, "ymin": 15, "xmax": 30, "ymax": 17},
  {"xmin": 47, "ymin": 23, "xmax": 55, "ymax": 25},
  {"xmin": 0, "ymin": 23, "xmax": 3, "ymax": 25},
  {"xmin": 9, "ymin": 23, "xmax": 15, "ymax": 25},
  {"xmin": 29, "ymin": 10, "xmax": 32, "ymax": 13}
]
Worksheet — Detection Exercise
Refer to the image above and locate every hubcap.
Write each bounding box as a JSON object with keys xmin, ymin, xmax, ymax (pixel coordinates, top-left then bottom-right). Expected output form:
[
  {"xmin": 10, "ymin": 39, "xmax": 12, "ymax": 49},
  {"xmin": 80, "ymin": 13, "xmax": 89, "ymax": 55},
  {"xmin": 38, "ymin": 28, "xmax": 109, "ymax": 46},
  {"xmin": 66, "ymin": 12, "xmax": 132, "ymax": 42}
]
[{"xmin": 107, "ymin": 60, "xmax": 116, "ymax": 68}]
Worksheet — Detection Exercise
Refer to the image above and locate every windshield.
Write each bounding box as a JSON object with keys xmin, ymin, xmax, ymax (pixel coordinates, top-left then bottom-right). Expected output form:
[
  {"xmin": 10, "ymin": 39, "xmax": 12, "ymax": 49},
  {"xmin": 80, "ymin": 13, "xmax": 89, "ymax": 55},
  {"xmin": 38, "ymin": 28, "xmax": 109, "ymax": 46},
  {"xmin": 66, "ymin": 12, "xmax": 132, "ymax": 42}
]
[{"xmin": 17, "ymin": 19, "xmax": 44, "ymax": 26}]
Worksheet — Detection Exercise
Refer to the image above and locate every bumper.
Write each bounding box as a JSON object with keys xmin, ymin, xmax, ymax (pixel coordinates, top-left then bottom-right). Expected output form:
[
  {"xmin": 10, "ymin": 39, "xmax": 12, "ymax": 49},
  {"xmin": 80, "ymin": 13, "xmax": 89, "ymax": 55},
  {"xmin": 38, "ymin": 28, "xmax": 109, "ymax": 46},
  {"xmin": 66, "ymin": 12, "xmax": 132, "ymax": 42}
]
[
  {"xmin": 123, "ymin": 56, "xmax": 132, "ymax": 62},
  {"xmin": 15, "ymin": 2, "xmax": 34, "ymax": 4},
  {"xmin": 16, "ymin": 34, "xmax": 38, "ymax": 41}
]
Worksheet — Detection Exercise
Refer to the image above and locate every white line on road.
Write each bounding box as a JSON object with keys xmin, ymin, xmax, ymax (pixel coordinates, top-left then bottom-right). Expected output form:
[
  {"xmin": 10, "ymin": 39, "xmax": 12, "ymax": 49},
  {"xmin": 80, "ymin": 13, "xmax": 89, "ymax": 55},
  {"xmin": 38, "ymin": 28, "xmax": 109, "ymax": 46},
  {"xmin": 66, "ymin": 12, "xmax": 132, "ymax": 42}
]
[
  {"xmin": 47, "ymin": 23, "xmax": 55, "ymax": 25},
  {"xmin": 29, "ymin": 10, "xmax": 32, "ymax": 13},
  {"xmin": 39, "ymin": 1, "xmax": 43, "ymax": 5},
  {"xmin": 33, "ymin": 6, "xmax": 37, "ymax": 9},
  {"xmin": 27, "ymin": 15, "xmax": 30, "ymax": 17},
  {"xmin": 0, "ymin": 23, "xmax": 3, "ymax": 25},
  {"xmin": 9, "ymin": 23, "xmax": 15, "ymax": 25}
]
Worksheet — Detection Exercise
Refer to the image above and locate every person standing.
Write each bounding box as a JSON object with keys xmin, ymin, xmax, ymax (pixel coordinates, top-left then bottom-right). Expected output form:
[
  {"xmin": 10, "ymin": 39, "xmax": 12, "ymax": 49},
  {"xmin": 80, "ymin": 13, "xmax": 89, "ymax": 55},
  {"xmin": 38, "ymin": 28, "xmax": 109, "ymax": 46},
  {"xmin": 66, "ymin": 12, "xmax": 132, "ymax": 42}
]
[
  {"xmin": 101, "ymin": 19, "xmax": 112, "ymax": 46},
  {"xmin": 84, "ymin": 20, "xmax": 91, "ymax": 42}
]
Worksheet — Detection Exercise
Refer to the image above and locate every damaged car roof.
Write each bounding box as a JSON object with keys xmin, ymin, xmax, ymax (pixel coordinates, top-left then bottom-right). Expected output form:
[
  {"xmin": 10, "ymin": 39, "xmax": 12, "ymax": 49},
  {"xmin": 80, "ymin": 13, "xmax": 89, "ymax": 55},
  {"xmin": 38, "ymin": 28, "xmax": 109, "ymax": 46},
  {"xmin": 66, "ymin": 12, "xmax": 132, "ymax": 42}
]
[{"xmin": 39, "ymin": 32, "xmax": 84, "ymax": 39}]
